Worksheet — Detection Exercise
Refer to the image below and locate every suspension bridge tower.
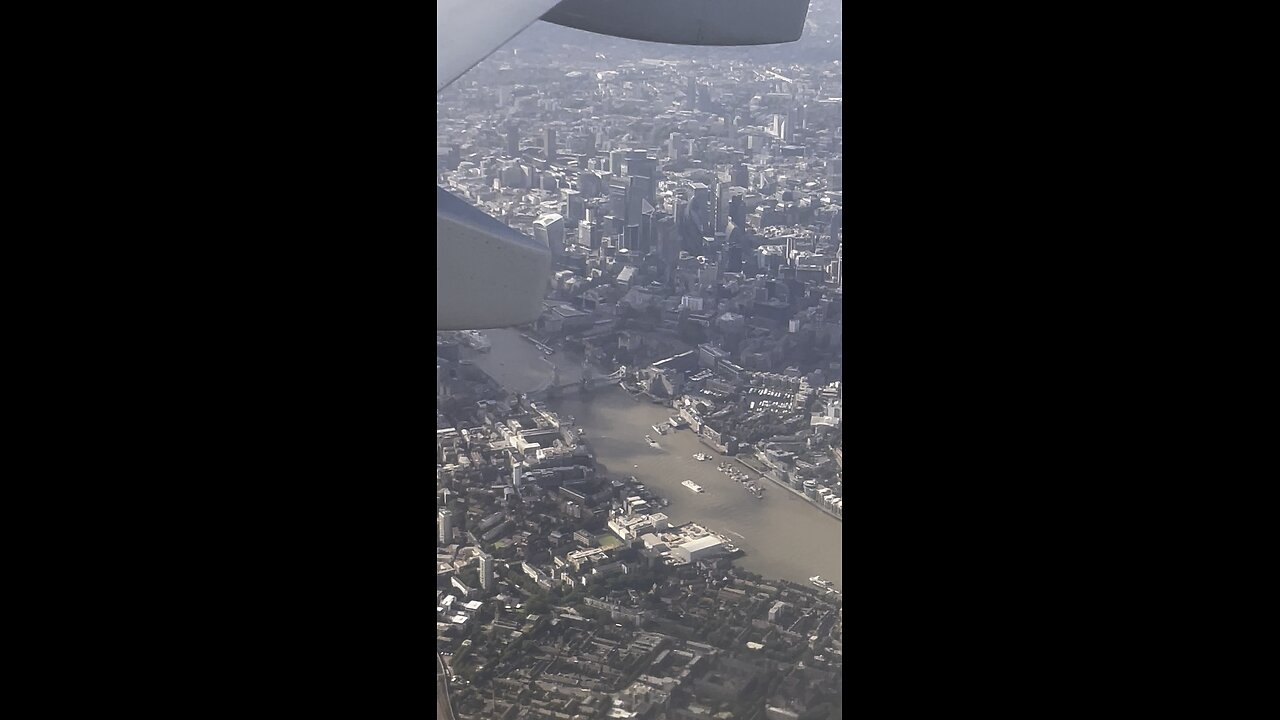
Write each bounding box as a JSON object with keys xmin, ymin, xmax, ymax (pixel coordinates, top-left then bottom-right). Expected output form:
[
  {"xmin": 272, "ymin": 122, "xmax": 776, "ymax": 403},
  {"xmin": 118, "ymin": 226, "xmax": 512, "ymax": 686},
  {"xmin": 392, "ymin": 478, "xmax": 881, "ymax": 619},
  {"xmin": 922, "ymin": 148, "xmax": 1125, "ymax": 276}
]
[
  {"xmin": 580, "ymin": 357, "xmax": 591, "ymax": 393},
  {"xmin": 547, "ymin": 364, "xmax": 561, "ymax": 399}
]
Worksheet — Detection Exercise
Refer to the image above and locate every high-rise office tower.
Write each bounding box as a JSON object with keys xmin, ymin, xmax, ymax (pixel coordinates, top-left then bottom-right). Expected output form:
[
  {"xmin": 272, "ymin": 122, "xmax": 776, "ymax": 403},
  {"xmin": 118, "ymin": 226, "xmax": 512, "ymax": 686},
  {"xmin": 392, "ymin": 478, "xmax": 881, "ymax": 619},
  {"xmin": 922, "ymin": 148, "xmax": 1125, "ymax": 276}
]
[
  {"xmin": 728, "ymin": 193, "xmax": 746, "ymax": 229},
  {"xmin": 685, "ymin": 76, "xmax": 697, "ymax": 110},
  {"xmin": 579, "ymin": 221, "xmax": 600, "ymax": 249},
  {"xmin": 625, "ymin": 153, "xmax": 657, "ymax": 188},
  {"xmin": 669, "ymin": 132, "xmax": 684, "ymax": 160},
  {"xmin": 639, "ymin": 202, "xmax": 654, "ymax": 256},
  {"xmin": 438, "ymin": 509, "xmax": 453, "ymax": 546},
  {"xmin": 772, "ymin": 113, "xmax": 789, "ymax": 140},
  {"xmin": 564, "ymin": 189, "xmax": 584, "ymax": 223},
  {"xmin": 478, "ymin": 552, "xmax": 494, "ymax": 592},
  {"xmin": 570, "ymin": 129, "xmax": 594, "ymax": 155},
  {"xmin": 505, "ymin": 126, "xmax": 519, "ymax": 156},
  {"xmin": 691, "ymin": 184, "xmax": 711, "ymax": 235},
  {"xmin": 579, "ymin": 171, "xmax": 603, "ymax": 199},
  {"xmin": 499, "ymin": 162, "xmax": 526, "ymax": 189},
  {"xmin": 602, "ymin": 214, "xmax": 623, "ymax": 237},
  {"xmin": 544, "ymin": 128, "xmax": 557, "ymax": 161},
  {"xmin": 714, "ymin": 180, "xmax": 730, "ymax": 233},
  {"xmin": 534, "ymin": 213, "xmax": 565, "ymax": 257},
  {"xmin": 626, "ymin": 176, "xmax": 650, "ymax": 225},
  {"xmin": 654, "ymin": 213, "xmax": 679, "ymax": 283},
  {"xmin": 608, "ymin": 183, "xmax": 628, "ymax": 220}
]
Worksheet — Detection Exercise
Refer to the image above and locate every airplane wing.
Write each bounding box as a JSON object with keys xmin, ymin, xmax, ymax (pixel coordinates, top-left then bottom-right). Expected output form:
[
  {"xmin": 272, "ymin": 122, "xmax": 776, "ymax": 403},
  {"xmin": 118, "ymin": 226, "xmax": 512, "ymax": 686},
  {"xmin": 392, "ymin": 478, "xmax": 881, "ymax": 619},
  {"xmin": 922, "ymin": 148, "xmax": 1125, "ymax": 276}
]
[
  {"xmin": 436, "ymin": 0, "xmax": 813, "ymax": 331},
  {"xmin": 438, "ymin": 0, "xmax": 812, "ymax": 93},
  {"xmin": 437, "ymin": 0, "xmax": 564, "ymax": 94},
  {"xmin": 436, "ymin": 0, "xmax": 562, "ymax": 330},
  {"xmin": 437, "ymin": 188, "xmax": 551, "ymax": 331},
  {"xmin": 542, "ymin": 0, "xmax": 812, "ymax": 46}
]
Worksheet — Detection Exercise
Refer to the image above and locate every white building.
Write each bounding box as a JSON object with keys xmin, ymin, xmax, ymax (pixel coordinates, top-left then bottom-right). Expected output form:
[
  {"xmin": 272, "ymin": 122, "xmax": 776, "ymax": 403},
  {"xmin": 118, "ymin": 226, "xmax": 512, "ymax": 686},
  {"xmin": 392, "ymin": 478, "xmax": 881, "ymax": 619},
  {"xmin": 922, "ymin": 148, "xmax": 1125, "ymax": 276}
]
[
  {"xmin": 608, "ymin": 511, "xmax": 670, "ymax": 541},
  {"xmin": 672, "ymin": 535, "xmax": 724, "ymax": 563},
  {"xmin": 533, "ymin": 213, "xmax": 565, "ymax": 254},
  {"xmin": 638, "ymin": 533, "xmax": 669, "ymax": 552},
  {"xmin": 438, "ymin": 509, "xmax": 453, "ymax": 545},
  {"xmin": 451, "ymin": 575, "xmax": 473, "ymax": 598},
  {"xmin": 478, "ymin": 552, "xmax": 494, "ymax": 591}
]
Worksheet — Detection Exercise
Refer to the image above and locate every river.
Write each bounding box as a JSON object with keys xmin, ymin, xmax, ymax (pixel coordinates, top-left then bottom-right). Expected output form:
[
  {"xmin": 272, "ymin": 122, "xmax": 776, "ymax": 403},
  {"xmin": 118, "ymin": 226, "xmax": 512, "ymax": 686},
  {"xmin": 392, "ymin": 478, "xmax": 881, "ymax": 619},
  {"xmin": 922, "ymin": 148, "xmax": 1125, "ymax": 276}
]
[{"xmin": 463, "ymin": 329, "xmax": 843, "ymax": 591}]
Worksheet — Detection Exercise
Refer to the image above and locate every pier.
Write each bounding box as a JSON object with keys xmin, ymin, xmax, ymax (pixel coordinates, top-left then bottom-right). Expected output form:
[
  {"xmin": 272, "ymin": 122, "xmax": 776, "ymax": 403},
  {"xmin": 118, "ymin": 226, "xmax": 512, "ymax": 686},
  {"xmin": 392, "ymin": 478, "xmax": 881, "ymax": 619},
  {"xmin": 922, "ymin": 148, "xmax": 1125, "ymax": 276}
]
[{"xmin": 734, "ymin": 456, "xmax": 843, "ymax": 522}]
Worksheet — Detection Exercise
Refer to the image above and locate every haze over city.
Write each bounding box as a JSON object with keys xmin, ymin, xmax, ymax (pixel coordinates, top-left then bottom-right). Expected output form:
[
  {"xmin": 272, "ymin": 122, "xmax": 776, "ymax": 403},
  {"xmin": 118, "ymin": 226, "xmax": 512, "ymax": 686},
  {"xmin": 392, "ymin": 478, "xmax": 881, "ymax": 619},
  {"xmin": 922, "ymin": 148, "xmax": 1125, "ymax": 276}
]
[{"xmin": 438, "ymin": 2, "xmax": 842, "ymax": 718}]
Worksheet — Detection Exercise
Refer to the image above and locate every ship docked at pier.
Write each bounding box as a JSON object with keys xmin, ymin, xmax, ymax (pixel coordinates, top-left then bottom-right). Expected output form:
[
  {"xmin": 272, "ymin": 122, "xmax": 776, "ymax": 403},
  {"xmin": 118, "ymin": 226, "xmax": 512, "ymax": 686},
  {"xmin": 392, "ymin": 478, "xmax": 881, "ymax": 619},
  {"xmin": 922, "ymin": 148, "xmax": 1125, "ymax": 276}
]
[{"xmin": 458, "ymin": 330, "xmax": 491, "ymax": 352}]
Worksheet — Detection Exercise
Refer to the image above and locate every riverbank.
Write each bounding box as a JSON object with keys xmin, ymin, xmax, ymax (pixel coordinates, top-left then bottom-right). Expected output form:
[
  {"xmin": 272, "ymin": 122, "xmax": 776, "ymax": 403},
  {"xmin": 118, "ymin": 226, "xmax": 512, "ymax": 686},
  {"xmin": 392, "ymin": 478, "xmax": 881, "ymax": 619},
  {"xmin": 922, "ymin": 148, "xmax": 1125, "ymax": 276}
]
[
  {"xmin": 736, "ymin": 456, "xmax": 843, "ymax": 522},
  {"xmin": 458, "ymin": 328, "xmax": 843, "ymax": 590}
]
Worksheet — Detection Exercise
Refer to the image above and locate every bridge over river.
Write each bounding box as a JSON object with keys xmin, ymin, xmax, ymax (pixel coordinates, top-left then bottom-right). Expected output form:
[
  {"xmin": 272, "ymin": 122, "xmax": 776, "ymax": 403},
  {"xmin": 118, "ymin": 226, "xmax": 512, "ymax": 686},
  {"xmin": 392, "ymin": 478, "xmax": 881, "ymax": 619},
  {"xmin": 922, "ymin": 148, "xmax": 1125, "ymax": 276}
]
[{"xmin": 526, "ymin": 363, "xmax": 625, "ymax": 400}]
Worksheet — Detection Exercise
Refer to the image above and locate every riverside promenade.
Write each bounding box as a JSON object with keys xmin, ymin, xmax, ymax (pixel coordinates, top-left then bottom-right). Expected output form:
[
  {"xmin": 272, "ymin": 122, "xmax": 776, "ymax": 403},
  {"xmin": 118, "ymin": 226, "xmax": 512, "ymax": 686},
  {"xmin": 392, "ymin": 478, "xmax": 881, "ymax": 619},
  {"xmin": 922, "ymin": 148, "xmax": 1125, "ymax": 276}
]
[
  {"xmin": 734, "ymin": 456, "xmax": 843, "ymax": 522},
  {"xmin": 437, "ymin": 652, "xmax": 455, "ymax": 720}
]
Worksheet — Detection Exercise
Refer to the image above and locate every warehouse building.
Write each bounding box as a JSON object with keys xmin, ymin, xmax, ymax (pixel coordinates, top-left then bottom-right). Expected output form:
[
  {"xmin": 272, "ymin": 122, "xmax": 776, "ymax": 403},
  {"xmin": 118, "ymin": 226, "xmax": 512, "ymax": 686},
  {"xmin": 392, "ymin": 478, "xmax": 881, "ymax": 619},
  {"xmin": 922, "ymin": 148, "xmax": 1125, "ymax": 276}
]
[{"xmin": 672, "ymin": 535, "xmax": 725, "ymax": 563}]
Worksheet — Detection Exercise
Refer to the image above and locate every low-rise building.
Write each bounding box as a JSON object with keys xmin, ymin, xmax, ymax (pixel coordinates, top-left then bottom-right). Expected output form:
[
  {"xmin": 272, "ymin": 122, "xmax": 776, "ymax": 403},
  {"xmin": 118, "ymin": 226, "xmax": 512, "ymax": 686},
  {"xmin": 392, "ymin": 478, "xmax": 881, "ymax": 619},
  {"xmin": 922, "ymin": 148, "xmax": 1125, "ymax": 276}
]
[{"xmin": 672, "ymin": 535, "xmax": 724, "ymax": 563}]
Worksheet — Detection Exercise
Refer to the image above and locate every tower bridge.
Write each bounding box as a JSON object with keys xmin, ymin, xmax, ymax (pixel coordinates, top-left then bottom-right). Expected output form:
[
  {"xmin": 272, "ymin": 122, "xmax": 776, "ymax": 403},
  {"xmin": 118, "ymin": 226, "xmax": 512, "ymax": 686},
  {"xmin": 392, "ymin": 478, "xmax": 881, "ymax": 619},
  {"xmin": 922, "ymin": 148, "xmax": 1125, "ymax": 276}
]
[{"xmin": 529, "ymin": 363, "xmax": 626, "ymax": 400}]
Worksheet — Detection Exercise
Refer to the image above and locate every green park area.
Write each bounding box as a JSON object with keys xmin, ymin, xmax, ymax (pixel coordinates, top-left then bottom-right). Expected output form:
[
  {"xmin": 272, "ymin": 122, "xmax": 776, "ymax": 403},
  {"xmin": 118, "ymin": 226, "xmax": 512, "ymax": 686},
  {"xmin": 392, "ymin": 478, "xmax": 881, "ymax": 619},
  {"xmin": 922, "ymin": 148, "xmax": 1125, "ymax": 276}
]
[{"xmin": 597, "ymin": 534, "xmax": 624, "ymax": 550}]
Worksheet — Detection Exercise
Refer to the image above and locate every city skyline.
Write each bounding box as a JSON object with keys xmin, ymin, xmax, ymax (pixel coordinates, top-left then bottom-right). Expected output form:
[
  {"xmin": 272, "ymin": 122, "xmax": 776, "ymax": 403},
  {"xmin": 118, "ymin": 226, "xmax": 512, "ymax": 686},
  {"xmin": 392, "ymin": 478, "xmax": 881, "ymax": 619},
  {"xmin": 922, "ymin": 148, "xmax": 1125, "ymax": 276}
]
[{"xmin": 437, "ymin": 2, "xmax": 841, "ymax": 717}]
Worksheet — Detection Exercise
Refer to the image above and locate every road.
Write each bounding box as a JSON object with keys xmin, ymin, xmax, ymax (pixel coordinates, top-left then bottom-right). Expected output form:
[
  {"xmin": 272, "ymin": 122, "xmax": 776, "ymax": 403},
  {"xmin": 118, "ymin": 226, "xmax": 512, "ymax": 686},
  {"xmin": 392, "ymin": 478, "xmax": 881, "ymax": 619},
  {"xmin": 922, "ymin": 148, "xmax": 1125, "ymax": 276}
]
[{"xmin": 437, "ymin": 652, "xmax": 455, "ymax": 720}]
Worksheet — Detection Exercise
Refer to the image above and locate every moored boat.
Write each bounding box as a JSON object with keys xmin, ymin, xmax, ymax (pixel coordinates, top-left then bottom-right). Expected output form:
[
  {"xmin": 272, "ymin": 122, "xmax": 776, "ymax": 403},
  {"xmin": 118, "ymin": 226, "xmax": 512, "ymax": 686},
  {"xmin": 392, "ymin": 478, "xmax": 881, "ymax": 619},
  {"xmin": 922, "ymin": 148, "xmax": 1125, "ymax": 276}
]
[{"xmin": 459, "ymin": 330, "xmax": 491, "ymax": 352}]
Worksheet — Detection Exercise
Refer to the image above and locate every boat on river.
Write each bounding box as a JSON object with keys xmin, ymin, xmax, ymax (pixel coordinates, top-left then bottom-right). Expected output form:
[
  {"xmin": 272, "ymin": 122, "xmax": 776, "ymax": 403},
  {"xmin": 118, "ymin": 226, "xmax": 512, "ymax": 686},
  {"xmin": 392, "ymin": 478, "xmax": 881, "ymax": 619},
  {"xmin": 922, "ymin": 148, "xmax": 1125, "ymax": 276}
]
[
  {"xmin": 682, "ymin": 480, "xmax": 704, "ymax": 493},
  {"xmin": 459, "ymin": 330, "xmax": 491, "ymax": 352}
]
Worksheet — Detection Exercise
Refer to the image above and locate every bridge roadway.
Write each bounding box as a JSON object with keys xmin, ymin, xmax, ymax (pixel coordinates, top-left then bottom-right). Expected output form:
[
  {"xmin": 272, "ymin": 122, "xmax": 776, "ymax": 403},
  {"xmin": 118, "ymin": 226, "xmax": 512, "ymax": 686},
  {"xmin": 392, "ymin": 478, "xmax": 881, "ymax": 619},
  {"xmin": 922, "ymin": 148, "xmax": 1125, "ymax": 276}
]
[
  {"xmin": 437, "ymin": 652, "xmax": 456, "ymax": 720},
  {"xmin": 527, "ymin": 367, "xmax": 625, "ymax": 399}
]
